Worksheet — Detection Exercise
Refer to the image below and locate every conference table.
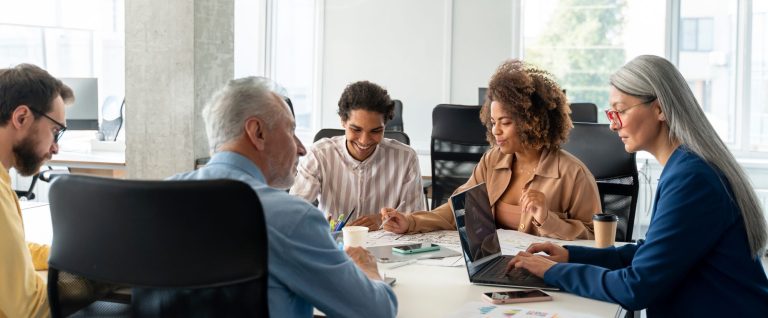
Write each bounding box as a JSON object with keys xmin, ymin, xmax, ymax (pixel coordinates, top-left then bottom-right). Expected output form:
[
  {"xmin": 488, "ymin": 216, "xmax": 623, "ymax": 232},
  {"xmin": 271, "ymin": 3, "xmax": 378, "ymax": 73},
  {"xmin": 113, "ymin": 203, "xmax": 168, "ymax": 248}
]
[
  {"xmin": 23, "ymin": 202, "xmax": 617, "ymax": 317},
  {"xmin": 361, "ymin": 230, "xmax": 622, "ymax": 318},
  {"xmin": 21, "ymin": 202, "xmax": 768, "ymax": 317}
]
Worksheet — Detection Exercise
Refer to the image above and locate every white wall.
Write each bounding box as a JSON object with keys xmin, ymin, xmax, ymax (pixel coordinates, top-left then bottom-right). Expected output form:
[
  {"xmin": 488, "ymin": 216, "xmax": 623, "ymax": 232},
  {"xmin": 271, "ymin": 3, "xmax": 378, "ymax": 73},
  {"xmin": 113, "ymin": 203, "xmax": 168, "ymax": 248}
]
[
  {"xmin": 320, "ymin": 0, "xmax": 514, "ymax": 157},
  {"xmin": 322, "ymin": 0, "xmax": 446, "ymax": 153},
  {"xmin": 450, "ymin": 0, "xmax": 514, "ymax": 104}
]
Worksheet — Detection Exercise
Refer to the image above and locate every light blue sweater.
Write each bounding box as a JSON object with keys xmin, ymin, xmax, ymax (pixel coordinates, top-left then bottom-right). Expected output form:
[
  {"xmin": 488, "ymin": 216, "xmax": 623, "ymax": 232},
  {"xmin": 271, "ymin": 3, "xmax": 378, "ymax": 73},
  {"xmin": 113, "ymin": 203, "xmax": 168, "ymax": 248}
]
[{"xmin": 171, "ymin": 151, "xmax": 397, "ymax": 318}]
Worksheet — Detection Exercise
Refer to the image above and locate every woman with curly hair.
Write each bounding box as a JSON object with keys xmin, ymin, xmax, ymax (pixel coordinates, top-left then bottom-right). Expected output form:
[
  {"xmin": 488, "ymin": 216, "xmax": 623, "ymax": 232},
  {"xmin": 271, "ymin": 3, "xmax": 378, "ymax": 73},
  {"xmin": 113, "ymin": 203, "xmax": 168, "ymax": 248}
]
[{"xmin": 381, "ymin": 60, "xmax": 601, "ymax": 240}]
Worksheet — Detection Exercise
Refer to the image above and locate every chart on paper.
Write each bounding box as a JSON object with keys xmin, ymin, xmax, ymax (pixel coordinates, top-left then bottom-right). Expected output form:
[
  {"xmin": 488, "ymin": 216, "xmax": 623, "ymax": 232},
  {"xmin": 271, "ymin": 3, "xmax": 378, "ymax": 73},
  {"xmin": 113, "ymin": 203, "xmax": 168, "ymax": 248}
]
[
  {"xmin": 496, "ymin": 230, "xmax": 568, "ymax": 255},
  {"xmin": 367, "ymin": 229, "xmax": 571, "ymax": 254},
  {"xmin": 367, "ymin": 230, "xmax": 461, "ymax": 247}
]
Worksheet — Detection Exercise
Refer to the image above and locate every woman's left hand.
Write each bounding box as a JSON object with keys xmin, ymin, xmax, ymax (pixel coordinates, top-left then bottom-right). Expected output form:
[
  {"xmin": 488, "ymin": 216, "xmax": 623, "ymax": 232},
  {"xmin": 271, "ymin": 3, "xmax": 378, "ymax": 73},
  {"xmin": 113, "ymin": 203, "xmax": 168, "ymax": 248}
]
[
  {"xmin": 505, "ymin": 251, "xmax": 557, "ymax": 278},
  {"xmin": 520, "ymin": 189, "xmax": 549, "ymax": 224}
]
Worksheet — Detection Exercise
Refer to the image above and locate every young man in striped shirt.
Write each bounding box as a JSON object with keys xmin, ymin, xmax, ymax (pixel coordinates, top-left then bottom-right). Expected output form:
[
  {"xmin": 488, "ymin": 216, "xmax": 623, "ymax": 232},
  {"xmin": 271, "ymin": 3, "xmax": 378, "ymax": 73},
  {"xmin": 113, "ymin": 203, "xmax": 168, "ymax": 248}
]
[{"xmin": 290, "ymin": 81, "xmax": 425, "ymax": 230}]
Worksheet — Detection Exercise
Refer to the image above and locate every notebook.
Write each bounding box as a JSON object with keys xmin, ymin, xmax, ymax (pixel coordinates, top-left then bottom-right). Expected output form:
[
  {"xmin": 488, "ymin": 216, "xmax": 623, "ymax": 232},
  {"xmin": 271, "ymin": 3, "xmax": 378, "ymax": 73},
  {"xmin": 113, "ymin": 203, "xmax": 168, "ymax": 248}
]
[{"xmin": 449, "ymin": 183, "xmax": 559, "ymax": 291}]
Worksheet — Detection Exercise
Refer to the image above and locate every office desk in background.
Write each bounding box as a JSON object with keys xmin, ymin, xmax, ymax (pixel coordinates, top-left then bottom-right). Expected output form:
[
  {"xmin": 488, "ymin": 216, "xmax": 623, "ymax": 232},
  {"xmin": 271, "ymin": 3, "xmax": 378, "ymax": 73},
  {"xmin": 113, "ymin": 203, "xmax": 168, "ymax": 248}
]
[
  {"xmin": 49, "ymin": 150, "xmax": 126, "ymax": 178},
  {"xmin": 47, "ymin": 131, "xmax": 126, "ymax": 178}
]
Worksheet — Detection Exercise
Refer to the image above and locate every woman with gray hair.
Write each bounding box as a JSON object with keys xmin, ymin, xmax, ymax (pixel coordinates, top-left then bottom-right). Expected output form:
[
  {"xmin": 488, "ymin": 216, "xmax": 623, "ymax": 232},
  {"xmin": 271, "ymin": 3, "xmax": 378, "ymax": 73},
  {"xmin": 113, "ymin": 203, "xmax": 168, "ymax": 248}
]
[{"xmin": 508, "ymin": 55, "xmax": 768, "ymax": 316}]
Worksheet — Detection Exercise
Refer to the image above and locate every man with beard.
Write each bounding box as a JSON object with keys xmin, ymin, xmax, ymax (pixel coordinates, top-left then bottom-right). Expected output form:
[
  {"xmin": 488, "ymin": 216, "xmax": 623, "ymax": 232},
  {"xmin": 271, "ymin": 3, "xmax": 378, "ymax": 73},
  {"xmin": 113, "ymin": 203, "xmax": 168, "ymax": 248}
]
[
  {"xmin": 137, "ymin": 77, "xmax": 397, "ymax": 317},
  {"xmin": 0, "ymin": 64, "xmax": 72, "ymax": 317}
]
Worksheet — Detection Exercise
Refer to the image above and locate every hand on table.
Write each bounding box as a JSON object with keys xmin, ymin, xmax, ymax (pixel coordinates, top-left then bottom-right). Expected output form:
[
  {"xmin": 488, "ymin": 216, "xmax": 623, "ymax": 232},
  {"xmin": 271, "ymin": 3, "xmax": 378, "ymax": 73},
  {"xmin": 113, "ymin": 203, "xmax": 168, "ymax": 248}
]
[{"xmin": 345, "ymin": 246, "xmax": 382, "ymax": 281}]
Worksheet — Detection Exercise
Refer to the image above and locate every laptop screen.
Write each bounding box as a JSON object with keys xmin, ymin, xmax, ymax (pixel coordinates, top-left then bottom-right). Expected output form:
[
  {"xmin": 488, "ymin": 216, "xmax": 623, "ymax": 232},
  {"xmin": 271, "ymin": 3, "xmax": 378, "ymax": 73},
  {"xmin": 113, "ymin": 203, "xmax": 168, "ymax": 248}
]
[{"xmin": 450, "ymin": 183, "xmax": 502, "ymax": 272}]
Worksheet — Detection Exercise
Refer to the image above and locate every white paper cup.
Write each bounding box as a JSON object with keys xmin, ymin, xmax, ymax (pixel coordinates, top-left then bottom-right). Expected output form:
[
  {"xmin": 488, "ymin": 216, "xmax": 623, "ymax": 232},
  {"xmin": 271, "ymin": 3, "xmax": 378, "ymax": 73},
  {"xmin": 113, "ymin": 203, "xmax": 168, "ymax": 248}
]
[{"xmin": 343, "ymin": 226, "xmax": 369, "ymax": 247}]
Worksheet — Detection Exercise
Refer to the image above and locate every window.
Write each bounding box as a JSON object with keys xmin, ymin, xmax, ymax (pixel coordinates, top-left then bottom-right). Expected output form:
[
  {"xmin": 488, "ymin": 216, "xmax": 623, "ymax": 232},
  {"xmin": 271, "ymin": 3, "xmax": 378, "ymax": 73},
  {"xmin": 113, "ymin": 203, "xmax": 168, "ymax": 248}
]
[
  {"xmin": 687, "ymin": 79, "xmax": 711, "ymax": 112},
  {"xmin": 678, "ymin": 0, "xmax": 736, "ymax": 144},
  {"xmin": 269, "ymin": 0, "xmax": 318, "ymax": 145},
  {"xmin": 522, "ymin": 0, "xmax": 665, "ymax": 120},
  {"xmin": 0, "ymin": 0, "xmax": 124, "ymax": 120},
  {"xmin": 749, "ymin": 2, "xmax": 768, "ymax": 150},
  {"xmin": 681, "ymin": 18, "xmax": 715, "ymax": 51},
  {"xmin": 0, "ymin": 25, "xmax": 45, "ymax": 67}
]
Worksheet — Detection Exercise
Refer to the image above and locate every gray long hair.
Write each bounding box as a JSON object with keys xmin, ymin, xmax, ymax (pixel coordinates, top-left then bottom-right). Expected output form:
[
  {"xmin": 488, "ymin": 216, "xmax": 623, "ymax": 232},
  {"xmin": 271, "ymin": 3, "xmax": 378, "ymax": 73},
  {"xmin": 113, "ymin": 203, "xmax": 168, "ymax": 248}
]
[
  {"xmin": 611, "ymin": 55, "xmax": 767, "ymax": 256},
  {"xmin": 202, "ymin": 76, "xmax": 287, "ymax": 152}
]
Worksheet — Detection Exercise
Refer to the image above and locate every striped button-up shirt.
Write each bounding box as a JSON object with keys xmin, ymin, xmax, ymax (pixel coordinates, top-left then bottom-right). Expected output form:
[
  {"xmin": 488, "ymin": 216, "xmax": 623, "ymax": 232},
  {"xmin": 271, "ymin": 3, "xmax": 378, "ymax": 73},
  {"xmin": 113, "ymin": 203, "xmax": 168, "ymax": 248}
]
[{"xmin": 290, "ymin": 136, "xmax": 425, "ymax": 221}]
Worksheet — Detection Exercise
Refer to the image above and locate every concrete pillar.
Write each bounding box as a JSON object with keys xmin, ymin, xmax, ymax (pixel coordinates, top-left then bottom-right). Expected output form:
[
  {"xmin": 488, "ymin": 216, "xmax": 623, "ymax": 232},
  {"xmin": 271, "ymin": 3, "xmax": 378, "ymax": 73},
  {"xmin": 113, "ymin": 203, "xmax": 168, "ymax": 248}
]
[{"xmin": 125, "ymin": 0, "xmax": 233, "ymax": 179}]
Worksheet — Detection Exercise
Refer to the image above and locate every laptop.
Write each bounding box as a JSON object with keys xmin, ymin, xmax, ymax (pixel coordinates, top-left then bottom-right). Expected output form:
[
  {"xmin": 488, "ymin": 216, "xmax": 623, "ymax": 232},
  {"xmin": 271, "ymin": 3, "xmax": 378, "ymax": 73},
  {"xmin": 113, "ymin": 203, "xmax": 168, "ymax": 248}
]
[{"xmin": 449, "ymin": 183, "xmax": 559, "ymax": 291}]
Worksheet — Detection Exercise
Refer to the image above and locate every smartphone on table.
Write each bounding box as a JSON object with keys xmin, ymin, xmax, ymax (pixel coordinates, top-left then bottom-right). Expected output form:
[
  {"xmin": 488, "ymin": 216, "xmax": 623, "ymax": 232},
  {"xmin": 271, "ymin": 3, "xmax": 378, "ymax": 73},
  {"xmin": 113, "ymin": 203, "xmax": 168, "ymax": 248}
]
[
  {"xmin": 391, "ymin": 243, "xmax": 440, "ymax": 254},
  {"xmin": 481, "ymin": 289, "xmax": 552, "ymax": 304}
]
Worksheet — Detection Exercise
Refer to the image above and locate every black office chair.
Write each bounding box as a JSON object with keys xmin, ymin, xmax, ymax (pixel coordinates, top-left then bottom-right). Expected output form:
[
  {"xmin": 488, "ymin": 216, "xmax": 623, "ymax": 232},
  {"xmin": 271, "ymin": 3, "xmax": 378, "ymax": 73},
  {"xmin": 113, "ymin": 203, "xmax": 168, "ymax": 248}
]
[
  {"xmin": 430, "ymin": 104, "xmax": 490, "ymax": 209},
  {"xmin": 313, "ymin": 128, "xmax": 410, "ymax": 145},
  {"xmin": 562, "ymin": 123, "xmax": 639, "ymax": 242},
  {"xmin": 14, "ymin": 167, "xmax": 68, "ymax": 200},
  {"xmin": 570, "ymin": 102, "xmax": 598, "ymax": 123},
  {"xmin": 47, "ymin": 175, "xmax": 269, "ymax": 317},
  {"xmin": 14, "ymin": 174, "xmax": 39, "ymax": 200},
  {"xmin": 385, "ymin": 99, "xmax": 404, "ymax": 132},
  {"xmin": 284, "ymin": 96, "xmax": 294, "ymax": 117}
]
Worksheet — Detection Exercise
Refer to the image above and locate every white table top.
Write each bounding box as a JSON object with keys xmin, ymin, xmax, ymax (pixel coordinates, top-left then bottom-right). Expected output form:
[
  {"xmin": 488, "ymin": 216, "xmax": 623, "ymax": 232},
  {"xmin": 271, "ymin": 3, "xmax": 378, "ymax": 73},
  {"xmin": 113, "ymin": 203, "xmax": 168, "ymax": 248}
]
[
  {"xmin": 366, "ymin": 230, "xmax": 620, "ymax": 318},
  {"xmin": 381, "ymin": 262, "xmax": 619, "ymax": 317},
  {"xmin": 24, "ymin": 202, "xmax": 617, "ymax": 317},
  {"xmin": 21, "ymin": 203, "xmax": 768, "ymax": 318}
]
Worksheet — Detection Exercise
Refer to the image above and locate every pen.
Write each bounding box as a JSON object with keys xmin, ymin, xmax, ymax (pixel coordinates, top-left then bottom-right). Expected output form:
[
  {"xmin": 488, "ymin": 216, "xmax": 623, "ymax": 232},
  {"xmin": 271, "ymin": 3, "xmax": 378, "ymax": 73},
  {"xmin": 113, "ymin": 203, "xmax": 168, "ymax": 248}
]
[
  {"xmin": 378, "ymin": 216, "xmax": 392, "ymax": 230},
  {"xmin": 334, "ymin": 208, "xmax": 356, "ymax": 231},
  {"xmin": 378, "ymin": 206, "xmax": 400, "ymax": 230}
]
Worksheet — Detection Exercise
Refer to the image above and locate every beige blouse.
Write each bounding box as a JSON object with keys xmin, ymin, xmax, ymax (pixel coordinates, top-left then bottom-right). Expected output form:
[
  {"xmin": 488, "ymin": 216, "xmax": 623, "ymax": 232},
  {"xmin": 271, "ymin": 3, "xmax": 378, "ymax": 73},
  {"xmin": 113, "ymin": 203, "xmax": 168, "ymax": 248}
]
[
  {"xmin": 495, "ymin": 201, "xmax": 522, "ymax": 230},
  {"xmin": 404, "ymin": 147, "xmax": 601, "ymax": 240}
]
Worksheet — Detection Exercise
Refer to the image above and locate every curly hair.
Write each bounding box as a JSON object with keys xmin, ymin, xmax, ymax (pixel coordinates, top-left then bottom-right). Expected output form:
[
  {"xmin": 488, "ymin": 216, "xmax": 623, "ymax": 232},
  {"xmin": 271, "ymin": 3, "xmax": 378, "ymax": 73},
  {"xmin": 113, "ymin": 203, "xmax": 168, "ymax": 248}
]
[
  {"xmin": 337, "ymin": 81, "xmax": 394, "ymax": 122},
  {"xmin": 479, "ymin": 60, "xmax": 572, "ymax": 150}
]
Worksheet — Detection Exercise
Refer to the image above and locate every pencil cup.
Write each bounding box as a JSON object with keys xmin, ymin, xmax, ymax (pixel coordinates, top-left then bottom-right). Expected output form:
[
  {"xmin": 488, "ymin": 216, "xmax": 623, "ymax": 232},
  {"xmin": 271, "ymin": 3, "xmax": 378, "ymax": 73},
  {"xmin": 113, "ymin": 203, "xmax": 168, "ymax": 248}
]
[
  {"xmin": 593, "ymin": 213, "xmax": 618, "ymax": 248},
  {"xmin": 343, "ymin": 226, "xmax": 369, "ymax": 248}
]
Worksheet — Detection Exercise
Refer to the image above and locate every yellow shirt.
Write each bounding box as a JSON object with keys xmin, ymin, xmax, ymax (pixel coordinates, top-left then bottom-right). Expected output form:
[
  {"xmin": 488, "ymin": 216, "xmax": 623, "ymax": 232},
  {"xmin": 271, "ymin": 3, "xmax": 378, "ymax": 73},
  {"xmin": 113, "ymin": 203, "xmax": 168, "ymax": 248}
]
[{"xmin": 0, "ymin": 163, "xmax": 50, "ymax": 318}]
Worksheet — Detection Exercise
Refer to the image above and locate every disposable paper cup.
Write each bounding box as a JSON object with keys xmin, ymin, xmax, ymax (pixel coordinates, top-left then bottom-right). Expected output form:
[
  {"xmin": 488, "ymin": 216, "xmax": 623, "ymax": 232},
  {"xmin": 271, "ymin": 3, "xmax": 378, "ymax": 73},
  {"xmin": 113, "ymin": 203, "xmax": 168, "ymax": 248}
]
[
  {"xmin": 593, "ymin": 213, "xmax": 618, "ymax": 248},
  {"xmin": 343, "ymin": 226, "xmax": 369, "ymax": 248}
]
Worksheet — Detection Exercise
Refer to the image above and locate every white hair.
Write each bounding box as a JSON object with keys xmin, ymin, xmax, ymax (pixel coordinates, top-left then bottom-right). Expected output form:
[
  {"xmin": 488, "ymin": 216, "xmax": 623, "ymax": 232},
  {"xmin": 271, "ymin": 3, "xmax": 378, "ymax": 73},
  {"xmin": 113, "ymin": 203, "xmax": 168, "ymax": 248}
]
[
  {"xmin": 611, "ymin": 55, "xmax": 767, "ymax": 256},
  {"xmin": 202, "ymin": 76, "xmax": 287, "ymax": 152}
]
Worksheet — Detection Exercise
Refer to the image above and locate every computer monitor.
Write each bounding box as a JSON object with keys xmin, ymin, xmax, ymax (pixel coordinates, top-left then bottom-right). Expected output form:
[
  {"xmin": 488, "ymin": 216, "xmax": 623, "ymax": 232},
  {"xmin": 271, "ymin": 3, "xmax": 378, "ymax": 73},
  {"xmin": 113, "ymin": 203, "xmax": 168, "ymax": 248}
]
[{"xmin": 60, "ymin": 78, "xmax": 99, "ymax": 130}]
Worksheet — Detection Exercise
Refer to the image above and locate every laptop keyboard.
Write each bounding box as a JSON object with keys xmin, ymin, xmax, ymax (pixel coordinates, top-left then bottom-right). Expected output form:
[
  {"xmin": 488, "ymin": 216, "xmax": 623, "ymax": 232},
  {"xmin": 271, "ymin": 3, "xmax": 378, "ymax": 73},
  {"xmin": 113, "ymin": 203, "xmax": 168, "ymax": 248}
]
[
  {"xmin": 482, "ymin": 262, "xmax": 535, "ymax": 281},
  {"xmin": 474, "ymin": 257, "xmax": 550, "ymax": 288}
]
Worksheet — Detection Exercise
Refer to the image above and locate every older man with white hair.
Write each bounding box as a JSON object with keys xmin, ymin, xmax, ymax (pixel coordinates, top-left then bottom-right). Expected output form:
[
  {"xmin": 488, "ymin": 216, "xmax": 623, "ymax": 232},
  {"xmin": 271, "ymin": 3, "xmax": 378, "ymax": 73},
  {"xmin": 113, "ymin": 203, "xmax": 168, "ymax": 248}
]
[{"xmin": 157, "ymin": 76, "xmax": 397, "ymax": 318}]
